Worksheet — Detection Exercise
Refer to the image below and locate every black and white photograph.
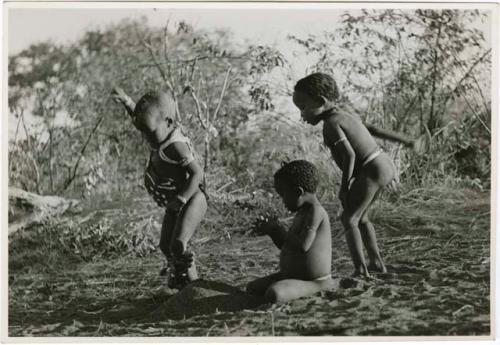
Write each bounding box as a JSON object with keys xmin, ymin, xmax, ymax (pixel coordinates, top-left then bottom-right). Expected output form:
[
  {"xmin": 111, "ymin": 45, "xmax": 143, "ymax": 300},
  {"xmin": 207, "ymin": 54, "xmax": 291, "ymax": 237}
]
[{"xmin": 3, "ymin": 1, "xmax": 497, "ymax": 340}]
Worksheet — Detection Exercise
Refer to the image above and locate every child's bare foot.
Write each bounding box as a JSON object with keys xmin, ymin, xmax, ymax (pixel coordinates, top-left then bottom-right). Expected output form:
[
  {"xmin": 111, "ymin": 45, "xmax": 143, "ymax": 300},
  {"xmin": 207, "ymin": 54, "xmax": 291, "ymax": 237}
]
[
  {"xmin": 352, "ymin": 263, "xmax": 370, "ymax": 278},
  {"xmin": 368, "ymin": 261, "xmax": 387, "ymax": 274},
  {"xmin": 168, "ymin": 251, "xmax": 196, "ymax": 290}
]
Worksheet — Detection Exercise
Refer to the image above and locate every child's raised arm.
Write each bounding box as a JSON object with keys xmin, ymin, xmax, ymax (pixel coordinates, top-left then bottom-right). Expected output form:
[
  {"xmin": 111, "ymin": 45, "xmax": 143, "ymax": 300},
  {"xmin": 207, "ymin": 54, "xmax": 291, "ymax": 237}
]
[
  {"xmin": 285, "ymin": 207, "xmax": 323, "ymax": 253},
  {"xmin": 111, "ymin": 86, "xmax": 136, "ymax": 119}
]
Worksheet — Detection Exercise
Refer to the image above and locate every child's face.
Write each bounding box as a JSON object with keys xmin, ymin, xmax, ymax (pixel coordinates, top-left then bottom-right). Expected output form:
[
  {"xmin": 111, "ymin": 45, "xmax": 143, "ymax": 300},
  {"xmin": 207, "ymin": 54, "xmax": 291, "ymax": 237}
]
[
  {"xmin": 139, "ymin": 108, "xmax": 172, "ymax": 149},
  {"xmin": 293, "ymin": 90, "xmax": 330, "ymax": 126},
  {"xmin": 274, "ymin": 179, "xmax": 303, "ymax": 212}
]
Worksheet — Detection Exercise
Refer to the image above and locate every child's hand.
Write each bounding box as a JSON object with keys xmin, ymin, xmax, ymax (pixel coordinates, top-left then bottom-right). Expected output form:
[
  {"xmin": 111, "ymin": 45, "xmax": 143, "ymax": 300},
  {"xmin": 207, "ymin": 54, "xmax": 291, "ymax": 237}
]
[
  {"xmin": 251, "ymin": 212, "xmax": 281, "ymax": 236},
  {"xmin": 166, "ymin": 196, "xmax": 186, "ymax": 213},
  {"xmin": 111, "ymin": 86, "xmax": 129, "ymax": 104}
]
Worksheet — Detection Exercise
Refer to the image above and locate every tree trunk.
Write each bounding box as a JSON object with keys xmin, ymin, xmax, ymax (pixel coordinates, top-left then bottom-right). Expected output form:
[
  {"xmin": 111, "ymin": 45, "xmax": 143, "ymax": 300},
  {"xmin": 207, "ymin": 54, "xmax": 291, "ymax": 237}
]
[{"xmin": 427, "ymin": 22, "xmax": 442, "ymax": 134}]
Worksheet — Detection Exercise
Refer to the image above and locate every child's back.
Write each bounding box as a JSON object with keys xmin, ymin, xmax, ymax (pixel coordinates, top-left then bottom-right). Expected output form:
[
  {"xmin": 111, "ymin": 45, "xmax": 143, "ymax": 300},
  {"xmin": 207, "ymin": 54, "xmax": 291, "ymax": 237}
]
[
  {"xmin": 323, "ymin": 107, "xmax": 378, "ymax": 163},
  {"xmin": 280, "ymin": 203, "xmax": 331, "ymax": 280}
]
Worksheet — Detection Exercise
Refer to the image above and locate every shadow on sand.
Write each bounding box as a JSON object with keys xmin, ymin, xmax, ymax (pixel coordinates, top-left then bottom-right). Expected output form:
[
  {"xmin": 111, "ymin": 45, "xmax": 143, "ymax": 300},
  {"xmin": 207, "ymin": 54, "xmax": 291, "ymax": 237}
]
[{"xmin": 153, "ymin": 279, "xmax": 265, "ymax": 320}]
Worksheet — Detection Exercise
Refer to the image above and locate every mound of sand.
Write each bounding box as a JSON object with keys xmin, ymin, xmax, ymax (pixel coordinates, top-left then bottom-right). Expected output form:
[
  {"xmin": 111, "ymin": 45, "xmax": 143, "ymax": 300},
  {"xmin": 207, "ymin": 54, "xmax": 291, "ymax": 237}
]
[{"xmin": 157, "ymin": 280, "xmax": 264, "ymax": 320}]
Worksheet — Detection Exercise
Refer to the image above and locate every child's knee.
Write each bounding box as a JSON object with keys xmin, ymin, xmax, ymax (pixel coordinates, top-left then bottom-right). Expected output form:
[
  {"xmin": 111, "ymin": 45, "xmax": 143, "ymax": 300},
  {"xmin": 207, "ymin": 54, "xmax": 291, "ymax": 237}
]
[
  {"xmin": 359, "ymin": 214, "xmax": 370, "ymax": 226},
  {"xmin": 341, "ymin": 211, "xmax": 360, "ymax": 228},
  {"xmin": 264, "ymin": 287, "xmax": 279, "ymax": 303},
  {"xmin": 264, "ymin": 286, "xmax": 289, "ymax": 303}
]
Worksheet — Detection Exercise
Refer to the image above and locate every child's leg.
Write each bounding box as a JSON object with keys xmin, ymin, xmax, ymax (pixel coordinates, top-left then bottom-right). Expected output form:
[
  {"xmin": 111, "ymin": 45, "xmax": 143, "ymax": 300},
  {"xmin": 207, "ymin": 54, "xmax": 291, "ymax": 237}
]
[
  {"xmin": 359, "ymin": 193, "xmax": 386, "ymax": 273},
  {"xmin": 264, "ymin": 278, "xmax": 333, "ymax": 303},
  {"xmin": 170, "ymin": 191, "xmax": 208, "ymax": 281},
  {"xmin": 159, "ymin": 210, "xmax": 178, "ymax": 260},
  {"xmin": 342, "ymin": 175, "xmax": 380, "ymax": 277},
  {"xmin": 246, "ymin": 273, "xmax": 282, "ymax": 296},
  {"xmin": 358, "ymin": 154, "xmax": 395, "ymax": 273}
]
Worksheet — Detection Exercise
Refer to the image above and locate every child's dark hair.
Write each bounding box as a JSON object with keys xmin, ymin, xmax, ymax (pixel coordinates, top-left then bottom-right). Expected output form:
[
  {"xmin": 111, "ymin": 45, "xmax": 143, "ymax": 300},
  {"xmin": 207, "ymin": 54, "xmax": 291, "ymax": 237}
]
[
  {"xmin": 274, "ymin": 160, "xmax": 320, "ymax": 193},
  {"xmin": 294, "ymin": 73, "xmax": 339, "ymax": 102},
  {"xmin": 133, "ymin": 91, "xmax": 176, "ymax": 130}
]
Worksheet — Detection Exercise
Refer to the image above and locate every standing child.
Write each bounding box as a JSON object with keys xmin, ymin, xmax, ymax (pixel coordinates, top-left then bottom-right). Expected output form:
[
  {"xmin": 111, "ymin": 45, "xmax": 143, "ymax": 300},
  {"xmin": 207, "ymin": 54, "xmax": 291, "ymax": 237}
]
[
  {"xmin": 292, "ymin": 73, "xmax": 396, "ymax": 277},
  {"xmin": 247, "ymin": 160, "xmax": 334, "ymax": 303},
  {"xmin": 111, "ymin": 87, "xmax": 207, "ymax": 289}
]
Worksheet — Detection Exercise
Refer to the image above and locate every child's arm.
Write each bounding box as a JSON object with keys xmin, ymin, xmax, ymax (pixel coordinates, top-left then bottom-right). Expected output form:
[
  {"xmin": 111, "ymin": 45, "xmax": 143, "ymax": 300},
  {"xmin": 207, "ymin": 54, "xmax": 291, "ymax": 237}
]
[
  {"xmin": 178, "ymin": 160, "xmax": 203, "ymax": 201},
  {"xmin": 284, "ymin": 208, "xmax": 323, "ymax": 253},
  {"xmin": 164, "ymin": 142, "xmax": 203, "ymax": 211},
  {"xmin": 327, "ymin": 125, "xmax": 355, "ymax": 206},
  {"xmin": 266, "ymin": 224, "xmax": 288, "ymax": 249},
  {"xmin": 111, "ymin": 87, "xmax": 136, "ymax": 119}
]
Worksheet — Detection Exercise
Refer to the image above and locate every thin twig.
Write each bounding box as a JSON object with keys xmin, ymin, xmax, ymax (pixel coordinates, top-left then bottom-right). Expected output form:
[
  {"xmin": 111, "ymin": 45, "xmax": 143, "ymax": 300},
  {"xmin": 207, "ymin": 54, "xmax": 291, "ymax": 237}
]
[
  {"xmin": 59, "ymin": 115, "xmax": 104, "ymax": 193},
  {"xmin": 8, "ymin": 108, "xmax": 23, "ymax": 172},
  {"xmin": 185, "ymin": 87, "xmax": 208, "ymax": 130},
  {"xmin": 440, "ymin": 48, "xmax": 491, "ymax": 116},
  {"xmin": 137, "ymin": 53, "xmax": 250, "ymax": 68},
  {"xmin": 211, "ymin": 66, "xmax": 232, "ymax": 124}
]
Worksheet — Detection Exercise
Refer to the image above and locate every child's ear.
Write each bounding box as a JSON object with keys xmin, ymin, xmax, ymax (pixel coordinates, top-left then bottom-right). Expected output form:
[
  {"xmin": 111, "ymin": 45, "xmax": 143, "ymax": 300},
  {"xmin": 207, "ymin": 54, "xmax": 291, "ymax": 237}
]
[
  {"xmin": 297, "ymin": 186, "xmax": 305, "ymax": 196},
  {"xmin": 319, "ymin": 95, "xmax": 330, "ymax": 106}
]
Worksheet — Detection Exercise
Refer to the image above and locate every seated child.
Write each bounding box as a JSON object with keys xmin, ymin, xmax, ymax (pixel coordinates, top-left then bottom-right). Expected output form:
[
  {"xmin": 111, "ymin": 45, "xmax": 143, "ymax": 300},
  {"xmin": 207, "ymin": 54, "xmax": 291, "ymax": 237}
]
[
  {"xmin": 112, "ymin": 87, "xmax": 207, "ymax": 289},
  {"xmin": 247, "ymin": 160, "xmax": 334, "ymax": 303},
  {"xmin": 292, "ymin": 72, "xmax": 396, "ymax": 277}
]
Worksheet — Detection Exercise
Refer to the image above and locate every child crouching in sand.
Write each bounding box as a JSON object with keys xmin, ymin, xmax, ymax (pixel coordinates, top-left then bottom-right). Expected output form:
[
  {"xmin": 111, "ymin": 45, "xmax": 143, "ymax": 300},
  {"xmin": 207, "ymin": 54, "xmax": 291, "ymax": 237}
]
[
  {"xmin": 293, "ymin": 73, "xmax": 397, "ymax": 277},
  {"xmin": 247, "ymin": 160, "xmax": 334, "ymax": 303},
  {"xmin": 112, "ymin": 87, "xmax": 207, "ymax": 290}
]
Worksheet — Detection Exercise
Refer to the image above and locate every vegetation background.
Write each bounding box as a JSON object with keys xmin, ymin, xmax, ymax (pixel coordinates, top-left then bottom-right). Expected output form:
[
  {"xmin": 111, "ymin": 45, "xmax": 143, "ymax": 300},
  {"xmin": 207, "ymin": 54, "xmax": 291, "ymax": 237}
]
[{"xmin": 7, "ymin": 7, "xmax": 492, "ymax": 336}]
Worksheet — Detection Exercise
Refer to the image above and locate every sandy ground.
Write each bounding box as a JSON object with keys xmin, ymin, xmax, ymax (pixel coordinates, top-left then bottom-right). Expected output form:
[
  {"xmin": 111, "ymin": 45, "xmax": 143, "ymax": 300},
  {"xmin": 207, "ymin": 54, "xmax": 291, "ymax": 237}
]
[{"xmin": 8, "ymin": 187, "xmax": 490, "ymax": 336}]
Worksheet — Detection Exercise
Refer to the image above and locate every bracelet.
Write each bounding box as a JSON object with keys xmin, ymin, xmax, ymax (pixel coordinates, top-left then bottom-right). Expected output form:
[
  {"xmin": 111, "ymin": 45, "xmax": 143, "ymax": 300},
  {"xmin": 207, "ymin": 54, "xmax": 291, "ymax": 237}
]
[{"xmin": 176, "ymin": 195, "xmax": 188, "ymax": 205}]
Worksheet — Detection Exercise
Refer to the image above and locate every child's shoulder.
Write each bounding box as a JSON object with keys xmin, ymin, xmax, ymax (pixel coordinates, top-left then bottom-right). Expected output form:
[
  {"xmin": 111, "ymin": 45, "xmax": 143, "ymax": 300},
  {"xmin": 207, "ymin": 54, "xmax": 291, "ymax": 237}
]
[
  {"xmin": 157, "ymin": 128, "xmax": 195, "ymax": 166},
  {"xmin": 162, "ymin": 141, "xmax": 191, "ymax": 160},
  {"xmin": 305, "ymin": 202, "xmax": 329, "ymax": 221}
]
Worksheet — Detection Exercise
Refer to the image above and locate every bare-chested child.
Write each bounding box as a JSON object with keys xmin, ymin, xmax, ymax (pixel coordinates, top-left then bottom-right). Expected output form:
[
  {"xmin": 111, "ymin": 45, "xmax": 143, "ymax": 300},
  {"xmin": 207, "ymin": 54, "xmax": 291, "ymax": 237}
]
[
  {"xmin": 293, "ymin": 73, "xmax": 397, "ymax": 277},
  {"xmin": 246, "ymin": 160, "xmax": 334, "ymax": 303},
  {"xmin": 111, "ymin": 87, "xmax": 207, "ymax": 289}
]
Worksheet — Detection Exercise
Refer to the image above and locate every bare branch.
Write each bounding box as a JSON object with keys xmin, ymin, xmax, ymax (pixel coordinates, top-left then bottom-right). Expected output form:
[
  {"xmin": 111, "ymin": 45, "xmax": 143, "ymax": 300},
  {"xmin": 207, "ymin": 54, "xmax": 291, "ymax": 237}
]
[
  {"xmin": 440, "ymin": 48, "xmax": 491, "ymax": 113},
  {"xmin": 137, "ymin": 53, "xmax": 250, "ymax": 68},
  {"xmin": 184, "ymin": 86, "xmax": 208, "ymax": 130},
  {"xmin": 211, "ymin": 66, "xmax": 232, "ymax": 124},
  {"xmin": 163, "ymin": 19, "xmax": 170, "ymax": 62},
  {"xmin": 58, "ymin": 115, "xmax": 105, "ymax": 193},
  {"xmin": 139, "ymin": 36, "xmax": 172, "ymax": 90},
  {"xmin": 136, "ymin": 27, "xmax": 182, "ymax": 121}
]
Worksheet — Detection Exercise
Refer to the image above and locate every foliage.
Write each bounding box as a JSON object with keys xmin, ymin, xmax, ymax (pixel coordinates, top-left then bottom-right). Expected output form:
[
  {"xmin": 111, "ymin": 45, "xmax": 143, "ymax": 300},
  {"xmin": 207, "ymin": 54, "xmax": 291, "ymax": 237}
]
[
  {"xmin": 288, "ymin": 9, "xmax": 491, "ymax": 186},
  {"xmin": 9, "ymin": 10, "xmax": 492, "ymax": 197},
  {"xmin": 8, "ymin": 18, "xmax": 287, "ymax": 198}
]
